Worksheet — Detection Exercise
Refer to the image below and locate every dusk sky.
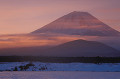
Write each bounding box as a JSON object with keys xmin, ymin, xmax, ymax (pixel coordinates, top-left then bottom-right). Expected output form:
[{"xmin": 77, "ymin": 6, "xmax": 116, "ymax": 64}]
[{"xmin": 0, "ymin": 0, "xmax": 120, "ymax": 34}]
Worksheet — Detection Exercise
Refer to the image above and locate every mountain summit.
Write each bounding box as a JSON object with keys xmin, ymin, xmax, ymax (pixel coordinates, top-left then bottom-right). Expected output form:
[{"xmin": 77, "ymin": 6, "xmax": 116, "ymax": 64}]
[{"xmin": 32, "ymin": 11, "xmax": 120, "ymax": 36}]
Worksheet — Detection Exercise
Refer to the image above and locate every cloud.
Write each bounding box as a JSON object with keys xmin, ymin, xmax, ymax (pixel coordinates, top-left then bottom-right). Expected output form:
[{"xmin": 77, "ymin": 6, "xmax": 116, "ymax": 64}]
[
  {"xmin": 0, "ymin": 33, "xmax": 86, "ymax": 49},
  {"xmin": 0, "ymin": 33, "xmax": 120, "ymax": 53},
  {"xmin": 0, "ymin": 38, "xmax": 16, "ymax": 42}
]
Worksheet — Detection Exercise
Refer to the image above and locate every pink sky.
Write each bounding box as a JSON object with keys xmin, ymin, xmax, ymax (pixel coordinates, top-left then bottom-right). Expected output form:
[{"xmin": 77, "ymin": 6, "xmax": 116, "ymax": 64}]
[{"xmin": 0, "ymin": 0, "xmax": 120, "ymax": 34}]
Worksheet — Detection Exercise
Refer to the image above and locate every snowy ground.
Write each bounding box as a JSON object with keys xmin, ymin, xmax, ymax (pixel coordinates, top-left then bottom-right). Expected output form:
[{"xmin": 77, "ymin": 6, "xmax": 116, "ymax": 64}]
[
  {"xmin": 0, "ymin": 71, "xmax": 120, "ymax": 79},
  {"xmin": 0, "ymin": 62, "xmax": 120, "ymax": 72}
]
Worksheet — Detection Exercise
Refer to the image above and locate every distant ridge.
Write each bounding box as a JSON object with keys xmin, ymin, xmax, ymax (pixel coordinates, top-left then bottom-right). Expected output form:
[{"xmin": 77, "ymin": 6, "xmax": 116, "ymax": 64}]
[
  {"xmin": 0, "ymin": 39, "xmax": 120, "ymax": 57},
  {"xmin": 43, "ymin": 39, "xmax": 120, "ymax": 57},
  {"xmin": 32, "ymin": 11, "xmax": 120, "ymax": 36}
]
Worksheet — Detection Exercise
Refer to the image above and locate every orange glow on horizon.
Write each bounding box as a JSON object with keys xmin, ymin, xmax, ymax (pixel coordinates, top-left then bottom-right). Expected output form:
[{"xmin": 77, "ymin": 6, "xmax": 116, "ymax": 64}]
[{"xmin": 0, "ymin": 34, "xmax": 97, "ymax": 49}]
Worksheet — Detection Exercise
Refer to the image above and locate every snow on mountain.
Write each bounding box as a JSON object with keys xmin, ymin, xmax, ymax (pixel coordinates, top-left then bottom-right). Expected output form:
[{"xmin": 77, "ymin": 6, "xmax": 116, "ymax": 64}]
[{"xmin": 32, "ymin": 11, "xmax": 120, "ymax": 36}]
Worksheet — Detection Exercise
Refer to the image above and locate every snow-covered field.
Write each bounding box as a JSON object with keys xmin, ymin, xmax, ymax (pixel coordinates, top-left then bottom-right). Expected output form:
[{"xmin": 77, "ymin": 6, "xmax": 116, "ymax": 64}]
[
  {"xmin": 0, "ymin": 62, "xmax": 120, "ymax": 72},
  {"xmin": 0, "ymin": 71, "xmax": 120, "ymax": 79}
]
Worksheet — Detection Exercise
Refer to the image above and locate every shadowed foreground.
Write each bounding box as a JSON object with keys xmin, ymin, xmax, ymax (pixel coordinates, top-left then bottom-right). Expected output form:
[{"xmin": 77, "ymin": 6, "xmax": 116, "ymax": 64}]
[{"xmin": 0, "ymin": 56, "xmax": 120, "ymax": 63}]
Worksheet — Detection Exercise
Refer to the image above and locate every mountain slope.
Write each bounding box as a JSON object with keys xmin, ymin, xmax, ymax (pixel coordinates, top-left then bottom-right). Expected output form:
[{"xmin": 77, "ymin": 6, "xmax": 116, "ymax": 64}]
[
  {"xmin": 32, "ymin": 11, "xmax": 120, "ymax": 36},
  {"xmin": 43, "ymin": 39, "xmax": 120, "ymax": 57},
  {"xmin": 0, "ymin": 39, "xmax": 119, "ymax": 57}
]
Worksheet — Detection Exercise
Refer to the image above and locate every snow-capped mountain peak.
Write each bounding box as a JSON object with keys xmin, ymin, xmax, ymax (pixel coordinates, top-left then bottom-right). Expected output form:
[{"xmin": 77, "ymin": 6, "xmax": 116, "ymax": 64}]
[{"xmin": 32, "ymin": 11, "xmax": 120, "ymax": 36}]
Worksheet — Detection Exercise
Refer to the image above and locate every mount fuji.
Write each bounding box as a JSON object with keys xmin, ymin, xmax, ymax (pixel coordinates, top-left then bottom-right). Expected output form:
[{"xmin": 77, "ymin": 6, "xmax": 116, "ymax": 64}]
[{"xmin": 32, "ymin": 11, "xmax": 120, "ymax": 36}]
